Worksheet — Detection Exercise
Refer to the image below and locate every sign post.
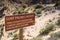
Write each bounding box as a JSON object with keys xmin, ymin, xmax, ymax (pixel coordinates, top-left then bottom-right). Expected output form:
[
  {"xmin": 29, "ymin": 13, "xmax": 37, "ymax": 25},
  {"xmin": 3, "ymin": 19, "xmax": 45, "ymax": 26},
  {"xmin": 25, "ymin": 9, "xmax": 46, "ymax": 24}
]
[
  {"xmin": 19, "ymin": 28, "xmax": 23, "ymax": 40},
  {"xmin": 5, "ymin": 13, "xmax": 35, "ymax": 40}
]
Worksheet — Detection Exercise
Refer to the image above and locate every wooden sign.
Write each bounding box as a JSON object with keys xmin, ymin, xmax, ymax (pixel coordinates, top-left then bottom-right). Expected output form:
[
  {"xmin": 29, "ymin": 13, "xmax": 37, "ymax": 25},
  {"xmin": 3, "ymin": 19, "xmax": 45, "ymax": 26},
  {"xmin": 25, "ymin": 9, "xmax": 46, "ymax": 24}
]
[{"xmin": 5, "ymin": 13, "xmax": 35, "ymax": 31}]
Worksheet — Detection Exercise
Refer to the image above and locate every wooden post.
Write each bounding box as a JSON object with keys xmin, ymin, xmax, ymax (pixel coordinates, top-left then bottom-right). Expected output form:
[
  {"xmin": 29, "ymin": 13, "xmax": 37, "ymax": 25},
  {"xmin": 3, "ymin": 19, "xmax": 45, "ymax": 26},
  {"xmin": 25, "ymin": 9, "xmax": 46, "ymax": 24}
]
[
  {"xmin": 0, "ymin": 37, "xmax": 1, "ymax": 40},
  {"xmin": 19, "ymin": 28, "xmax": 23, "ymax": 40}
]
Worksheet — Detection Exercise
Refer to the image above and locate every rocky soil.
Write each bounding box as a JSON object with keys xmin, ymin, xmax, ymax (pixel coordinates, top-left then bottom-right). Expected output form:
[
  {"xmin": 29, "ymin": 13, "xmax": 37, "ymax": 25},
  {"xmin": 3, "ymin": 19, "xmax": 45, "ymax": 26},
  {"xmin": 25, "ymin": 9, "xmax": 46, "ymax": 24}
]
[{"xmin": 0, "ymin": 0, "xmax": 60, "ymax": 40}]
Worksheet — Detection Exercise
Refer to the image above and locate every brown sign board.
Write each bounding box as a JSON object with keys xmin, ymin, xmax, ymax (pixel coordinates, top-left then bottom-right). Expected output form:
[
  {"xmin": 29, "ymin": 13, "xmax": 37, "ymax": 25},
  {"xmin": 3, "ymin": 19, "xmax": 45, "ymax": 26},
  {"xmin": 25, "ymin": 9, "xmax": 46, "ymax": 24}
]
[{"xmin": 5, "ymin": 13, "xmax": 35, "ymax": 31}]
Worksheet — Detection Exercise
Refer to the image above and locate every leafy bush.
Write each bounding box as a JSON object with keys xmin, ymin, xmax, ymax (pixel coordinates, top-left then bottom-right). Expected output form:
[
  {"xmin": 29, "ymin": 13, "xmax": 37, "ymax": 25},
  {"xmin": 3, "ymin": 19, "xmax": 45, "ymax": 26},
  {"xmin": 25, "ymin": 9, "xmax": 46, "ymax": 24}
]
[
  {"xmin": 40, "ymin": 24, "xmax": 56, "ymax": 35},
  {"xmin": 41, "ymin": 29, "xmax": 50, "ymax": 35},
  {"xmin": 32, "ymin": 37, "xmax": 42, "ymax": 40},
  {"xmin": 35, "ymin": 5, "xmax": 42, "ymax": 9},
  {"xmin": 12, "ymin": 34, "xmax": 18, "ymax": 40},
  {"xmin": 46, "ymin": 24, "xmax": 56, "ymax": 30},
  {"xmin": 13, "ymin": 11, "xmax": 22, "ymax": 14},
  {"xmin": 37, "ymin": 14, "xmax": 42, "ymax": 17},
  {"xmin": 0, "ymin": 24, "xmax": 4, "ymax": 39}
]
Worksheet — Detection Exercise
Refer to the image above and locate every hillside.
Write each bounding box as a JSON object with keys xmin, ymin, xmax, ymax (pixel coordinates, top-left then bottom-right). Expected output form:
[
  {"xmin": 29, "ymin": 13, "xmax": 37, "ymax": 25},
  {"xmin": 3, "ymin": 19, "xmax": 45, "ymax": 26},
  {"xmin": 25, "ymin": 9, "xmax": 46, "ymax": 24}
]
[{"xmin": 0, "ymin": 0, "xmax": 60, "ymax": 40}]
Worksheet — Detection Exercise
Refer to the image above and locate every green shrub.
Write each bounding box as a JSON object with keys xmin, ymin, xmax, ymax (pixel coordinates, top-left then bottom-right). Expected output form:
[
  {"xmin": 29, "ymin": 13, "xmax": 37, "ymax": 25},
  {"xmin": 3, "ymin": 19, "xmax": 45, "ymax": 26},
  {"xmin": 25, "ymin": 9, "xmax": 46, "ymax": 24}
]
[
  {"xmin": 35, "ymin": 5, "xmax": 43, "ymax": 9},
  {"xmin": 32, "ymin": 37, "xmax": 42, "ymax": 40},
  {"xmin": 40, "ymin": 24, "xmax": 56, "ymax": 35},
  {"xmin": 41, "ymin": 29, "xmax": 50, "ymax": 35},
  {"xmin": 37, "ymin": 14, "xmax": 42, "ymax": 17},
  {"xmin": 46, "ymin": 24, "xmax": 56, "ymax": 30},
  {"xmin": 13, "ymin": 11, "xmax": 21, "ymax": 14},
  {"xmin": 12, "ymin": 34, "xmax": 18, "ymax": 40}
]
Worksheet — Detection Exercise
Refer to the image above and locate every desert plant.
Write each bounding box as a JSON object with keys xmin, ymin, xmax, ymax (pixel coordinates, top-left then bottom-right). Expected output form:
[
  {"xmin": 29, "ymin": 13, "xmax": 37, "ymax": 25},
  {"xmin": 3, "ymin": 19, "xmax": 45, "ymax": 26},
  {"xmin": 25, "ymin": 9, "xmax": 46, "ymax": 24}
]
[
  {"xmin": 37, "ymin": 14, "xmax": 42, "ymax": 17},
  {"xmin": 32, "ymin": 37, "xmax": 42, "ymax": 40},
  {"xmin": 35, "ymin": 5, "xmax": 43, "ymax": 9},
  {"xmin": 13, "ymin": 11, "xmax": 22, "ymax": 14},
  {"xmin": 0, "ymin": 24, "xmax": 4, "ymax": 40},
  {"xmin": 40, "ymin": 24, "xmax": 56, "ymax": 35},
  {"xmin": 12, "ymin": 34, "xmax": 18, "ymax": 40}
]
